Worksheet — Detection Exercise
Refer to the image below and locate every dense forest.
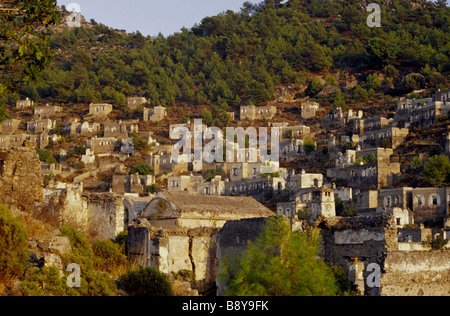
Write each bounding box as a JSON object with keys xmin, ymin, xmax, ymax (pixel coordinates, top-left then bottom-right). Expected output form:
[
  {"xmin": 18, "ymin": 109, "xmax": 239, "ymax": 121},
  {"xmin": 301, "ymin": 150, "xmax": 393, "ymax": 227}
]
[{"xmin": 4, "ymin": 0, "xmax": 450, "ymax": 117}]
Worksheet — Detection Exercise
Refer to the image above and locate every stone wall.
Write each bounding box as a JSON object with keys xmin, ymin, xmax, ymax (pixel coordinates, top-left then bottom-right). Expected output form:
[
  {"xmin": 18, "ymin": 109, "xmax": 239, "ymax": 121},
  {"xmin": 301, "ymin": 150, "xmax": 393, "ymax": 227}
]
[
  {"xmin": 318, "ymin": 215, "xmax": 398, "ymax": 295},
  {"xmin": 0, "ymin": 147, "xmax": 43, "ymax": 212},
  {"xmin": 127, "ymin": 220, "xmax": 218, "ymax": 293},
  {"xmin": 381, "ymin": 250, "xmax": 450, "ymax": 296},
  {"xmin": 40, "ymin": 186, "xmax": 124, "ymax": 241}
]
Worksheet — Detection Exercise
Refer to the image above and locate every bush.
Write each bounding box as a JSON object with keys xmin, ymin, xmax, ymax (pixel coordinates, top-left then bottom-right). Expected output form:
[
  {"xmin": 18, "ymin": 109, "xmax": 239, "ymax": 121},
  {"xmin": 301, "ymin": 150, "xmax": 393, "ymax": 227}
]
[
  {"xmin": 353, "ymin": 85, "xmax": 369, "ymax": 102},
  {"xmin": 118, "ymin": 266, "xmax": 173, "ymax": 296},
  {"xmin": 423, "ymin": 155, "xmax": 450, "ymax": 187},
  {"xmin": 21, "ymin": 266, "xmax": 79, "ymax": 296},
  {"xmin": 0, "ymin": 204, "xmax": 29, "ymax": 287},
  {"xmin": 303, "ymin": 137, "xmax": 316, "ymax": 155},
  {"xmin": 92, "ymin": 240, "xmax": 128, "ymax": 276},
  {"xmin": 410, "ymin": 156, "xmax": 423, "ymax": 168},
  {"xmin": 423, "ymin": 234, "xmax": 449, "ymax": 251},
  {"xmin": 37, "ymin": 149, "xmax": 57, "ymax": 164},
  {"xmin": 129, "ymin": 162, "xmax": 153, "ymax": 175},
  {"xmin": 59, "ymin": 226, "xmax": 117, "ymax": 296}
]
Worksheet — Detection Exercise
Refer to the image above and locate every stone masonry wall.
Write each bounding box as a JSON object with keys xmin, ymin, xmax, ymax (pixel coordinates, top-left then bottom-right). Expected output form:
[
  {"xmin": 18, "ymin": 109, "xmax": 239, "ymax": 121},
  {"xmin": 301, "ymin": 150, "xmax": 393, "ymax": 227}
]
[
  {"xmin": 127, "ymin": 220, "xmax": 219, "ymax": 293},
  {"xmin": 381, "ymin": 250, "xmax": 450, "ymax": 296},
  {"xmin": 0, "ymin": 147, "xmax": 43, "ymax": 212}
]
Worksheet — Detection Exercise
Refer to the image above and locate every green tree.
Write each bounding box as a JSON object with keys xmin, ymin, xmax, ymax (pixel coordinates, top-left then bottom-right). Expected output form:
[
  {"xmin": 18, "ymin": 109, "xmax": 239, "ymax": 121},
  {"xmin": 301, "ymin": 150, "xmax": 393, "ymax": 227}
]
[
  {"xmin": 0, "ymin": 204, "xmax": 29, "ymax": 287},
  {"xmin": 333, "ymin": 89, "xmax": 347, "ymax": 111},
  {"xmin": 37, "ymin": 149, "xmax": 57, "ymax": 164},
  {"xmin": 129, "ymin": 162, "xmax": 153, "ymax": 176},
  {"xmin": 411, "ymin": 156, "xmax": 423, "ymax": 168},
  {"xmin": 0, "ymin": 0, "xmax": 60, "ymax": 91},
  {"xmin": 219, "ymin": 216, "xmax": 339, "ymax": 296},
  {"xmin": 353, "ymin": 85, "xmax": 369, "ymax": 102},
  {"xmin": 131, "ymin": 131, "xmax": 151, "ymax": 154},
  {"xmin": 366, "ymin": 73, "xmax": 382, "ymax": 91},
  {"xmin": 423, "ymin": 155, "xmax": 450, "ymax": 187},
  {"xmin": 303, "ymin": 137, "xmax": 316, "ymax": 155}
]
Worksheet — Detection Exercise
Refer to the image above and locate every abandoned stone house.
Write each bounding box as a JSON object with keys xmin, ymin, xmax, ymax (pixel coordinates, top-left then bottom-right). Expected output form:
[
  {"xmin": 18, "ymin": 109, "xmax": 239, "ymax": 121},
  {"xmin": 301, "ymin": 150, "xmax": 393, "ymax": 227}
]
[
  {"xmin": 318, "ymin": 215, "xmax": 450, "ymax": 296},
  {"xmin": 36, "ymin": 131, "xmax": 59, "ymax": 150},
  {"xmin": 394, "ymin": 90, "xmax": 450, "ymax": 129},
  {"xmin": 16, "ymin": 98, "xmax": 33, "ymax": 109},
  {"xmin": 197, "ymin": 176, "xmax": 226, "ymax": 196},
  {"xmin": 354, "ymin": 186, "xmax": 450, "ymax": 227},
  {"xmin": 64, "ymin": 120, "xmax": 101, "ymax": 137},
  {"xmin": 27, "ymin": 119, "xmax": 56, "ymax": 134},
  {"xmin": 34, "ymin": 104, "xmax": 63, "ymax": 120},
  {"xmin": 127, "ymin": 97, "xmax": 147, "ymax": 111},
  {"xmin": 225, "ymin": 175, "xmax": 285, "ymax": 198},
  {"xmin": 0, "ymin": 119, "xmax": 21, "ymax": 134},
  {"xmin": 353, "ymin": 116, "xmax": 393, "ymax": 135},
  {"xmin": 355, "ymin": 126, "xmax": 409, "ymax": 149},
  {"xmin": 277, "ymin": 186, "xmax": 336, "ymax": 223},
  {"xmin": 279, "ymin": 124, "xmax": 310, "ymax": 142},
  {"xmin": 300, "ymin": 101, "xmax": 320, "ymax": 119},
  {"xmin": 322, "ymin": 108, "xmax": 363, "ymax": 129},
  {"xmin": 280, "ymin": 139, "xmax": 304, "ymax": 161},
  {"xmin": 286, "ymin": 170, "xmax": 324, "ymax": 193},
  {"xmin": 103, "ymin": 120, "xmax": 139, "ymax": 139},
  {"xmin": 434, "ymin": 89, "xmax": 450, "ymax": 103},
  {"xmin": 143, "ymin": 106, "xmax": 167, "ymax": 123},
  {"xmin": 240, "ymin": 105, "xmax": 277, "ymax": 121},
  {"xmin": 126, "ymin": 192, "xmax": 273, "ymax": 290},
  {"xmin": 355, "ymin": 187, "xmax": 414, "ymax": 228},
  {"xmin": 0, "ymin": 134, "xmax": 36, "ymax": 148},
  {"xmin": 411, "ymin": 187, "xmax": 450, "ymax": 224},
  {"xmin": 147, "ymin": 153, "xmax": 174, "ymax": 175},
  {"xmin": 88, "ymin": 103, "xmax": 113, "ymax": 118},
  {"xmin": 86, "ymin": 136, "xmax": 118, "ymax": 155},
  {"xmin": 136, "ymin": 192, "xmax": 273, "ymax": 229},
  {"xmin": 329, "ymin": 147, "xmax": 400, "ymax": 191},
  {"xmin": 111, "ymin": 173, "xmax": 154, "ymax": 195},
  {"xmin": 168, "ymin": 175, "xmax": 204, "ymax": 193},
  {"xmin": 168, "ymin": 174, "xmax": 226, "ymax": 196}
]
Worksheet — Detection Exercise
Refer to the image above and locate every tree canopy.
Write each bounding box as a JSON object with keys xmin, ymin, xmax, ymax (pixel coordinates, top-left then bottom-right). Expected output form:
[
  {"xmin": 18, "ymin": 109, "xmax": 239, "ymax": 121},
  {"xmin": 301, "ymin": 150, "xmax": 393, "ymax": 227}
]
[
  {"xmin": 219, "ymin": 216, "xmax": 341, "ymax": 296},
  {"xmin": 5, "ymin": 0, "xmax": 448, "ymax": 113}
]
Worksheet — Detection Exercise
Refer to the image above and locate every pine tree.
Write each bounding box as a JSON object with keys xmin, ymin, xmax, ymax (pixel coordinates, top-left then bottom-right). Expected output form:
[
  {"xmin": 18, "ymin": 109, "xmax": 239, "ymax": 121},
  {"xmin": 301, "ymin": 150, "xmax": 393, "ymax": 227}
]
[{"xmin": 220, "ymin": 216, "xmax": 339, "ymax": 296}]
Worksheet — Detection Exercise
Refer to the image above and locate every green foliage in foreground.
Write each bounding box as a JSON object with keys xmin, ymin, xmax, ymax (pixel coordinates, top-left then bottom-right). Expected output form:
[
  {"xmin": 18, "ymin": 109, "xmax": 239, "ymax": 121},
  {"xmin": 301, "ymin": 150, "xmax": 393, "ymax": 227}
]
[
  {"xmin": 118, "ymin": 266, "xmax": 174, "ymax": 296},
  {"xmin": 22, "ymin": 226, "xmax": 126, "ymax": 296},
  {"xmin": 0, "ymin": 204, "xmax": 29, "ymax": 287},
  {"xmin": 219, "ymin": 216, "xmax": 352, "ymax": 296}
]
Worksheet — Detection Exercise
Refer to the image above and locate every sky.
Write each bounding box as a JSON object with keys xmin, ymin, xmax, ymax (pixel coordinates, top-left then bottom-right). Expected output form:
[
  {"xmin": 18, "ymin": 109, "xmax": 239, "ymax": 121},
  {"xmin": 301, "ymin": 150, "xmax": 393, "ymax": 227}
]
[{"xmin": 56, "ymin": 0, "xmax": 254, "ymax": 37}]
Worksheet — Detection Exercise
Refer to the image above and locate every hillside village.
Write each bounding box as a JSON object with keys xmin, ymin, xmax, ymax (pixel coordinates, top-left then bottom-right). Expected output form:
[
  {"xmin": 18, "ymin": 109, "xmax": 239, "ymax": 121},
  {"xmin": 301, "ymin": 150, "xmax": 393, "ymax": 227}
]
[
  {"xmin": 1, "ymin": 0, "xmax": 449, "ymax": 297},
  {"xmin": 1, "ymin": 87, "xmax": 450, "ymax": 296}
]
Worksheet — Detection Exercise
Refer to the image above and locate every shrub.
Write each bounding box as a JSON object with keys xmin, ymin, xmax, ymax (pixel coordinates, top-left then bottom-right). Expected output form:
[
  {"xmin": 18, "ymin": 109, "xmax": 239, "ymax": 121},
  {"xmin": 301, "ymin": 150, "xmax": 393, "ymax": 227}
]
[
  {"xmin": 423, "ymin": 234, "xmax": 449, "ymax": 251},
  {"xmin": 410, "ymin": 156, "xmax": 423, "ymax": 168},
  {"xmin": 118, "ymin": 266, "xmax": 173, "ymax": 296},
  {"xmin": 21, "ymin": 266, "xmax": 79, "ymax": 296},
  {"xmin": 303, "ymin": 137, "xmax": 316, "ymax": 155},
  {"xmin": 37, "ymin": 149, "xmax": 57, "ymax": 164},
  {"xmin": 0, "ymin": 204, "xmax": 29, "ymax": 287},
  {"xmin": 59, "ymin": 226, "xmax": 117, "ymax": 296},
  {"xmin": 92, "ymin": 240, "xmax": 128, "ymax": 276},
  {"xmin": 129, "ymin": 162, "xmax": 153, "ymax": 175},
  {"xmin": 353, "ymin": 85, "xmax": 369, "ymax": 102}
]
